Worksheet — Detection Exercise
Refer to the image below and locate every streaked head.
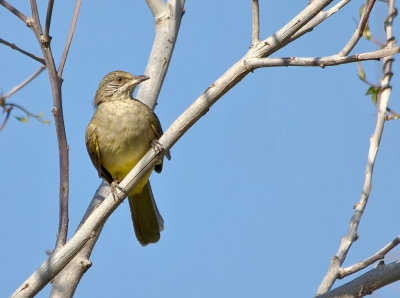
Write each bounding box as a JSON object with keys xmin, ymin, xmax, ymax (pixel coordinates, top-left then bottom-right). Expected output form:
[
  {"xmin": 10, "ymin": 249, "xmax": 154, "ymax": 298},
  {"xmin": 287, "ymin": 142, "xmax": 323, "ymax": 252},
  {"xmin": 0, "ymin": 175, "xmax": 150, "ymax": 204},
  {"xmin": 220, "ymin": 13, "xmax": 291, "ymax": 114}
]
[{"xmin": 93, "ymin": 70, "xmax": 149, "ymax": 107}]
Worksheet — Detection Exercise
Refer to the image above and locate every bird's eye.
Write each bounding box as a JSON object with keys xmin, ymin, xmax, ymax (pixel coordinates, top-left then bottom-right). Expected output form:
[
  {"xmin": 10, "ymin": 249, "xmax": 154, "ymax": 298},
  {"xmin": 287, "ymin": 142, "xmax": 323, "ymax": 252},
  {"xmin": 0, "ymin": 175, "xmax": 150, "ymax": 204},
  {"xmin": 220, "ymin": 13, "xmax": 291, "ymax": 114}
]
[{"xmin": 116, "ymin": 77, "xmax": 122, "ymax": 82}]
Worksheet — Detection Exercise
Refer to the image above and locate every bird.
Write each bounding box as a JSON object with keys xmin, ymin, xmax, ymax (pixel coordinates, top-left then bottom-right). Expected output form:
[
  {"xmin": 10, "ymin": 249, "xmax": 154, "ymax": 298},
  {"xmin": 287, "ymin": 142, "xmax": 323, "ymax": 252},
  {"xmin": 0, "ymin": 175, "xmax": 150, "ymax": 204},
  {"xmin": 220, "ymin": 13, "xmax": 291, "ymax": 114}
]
[{"xmin": 85, "ymin": 70, "xmax": 170, "ymax": 246}]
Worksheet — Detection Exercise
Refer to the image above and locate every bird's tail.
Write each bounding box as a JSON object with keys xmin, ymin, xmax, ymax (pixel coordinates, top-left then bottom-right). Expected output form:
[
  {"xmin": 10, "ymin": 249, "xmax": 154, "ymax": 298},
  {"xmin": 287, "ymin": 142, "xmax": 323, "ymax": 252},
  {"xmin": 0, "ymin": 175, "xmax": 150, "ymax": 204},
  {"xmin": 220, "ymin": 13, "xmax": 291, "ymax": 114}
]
[{"xmin": 128, "ymin": 181, "xmax": 164, "ymax": 246}]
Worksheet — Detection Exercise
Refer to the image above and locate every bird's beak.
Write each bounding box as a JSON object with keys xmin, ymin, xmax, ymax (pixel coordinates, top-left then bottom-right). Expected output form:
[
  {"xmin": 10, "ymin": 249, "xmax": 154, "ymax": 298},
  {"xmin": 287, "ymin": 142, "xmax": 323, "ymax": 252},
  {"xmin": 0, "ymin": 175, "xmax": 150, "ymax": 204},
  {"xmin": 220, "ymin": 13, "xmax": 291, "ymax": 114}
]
[{"xmin": 130, "ymin": 75, "xmax": 150, "ymax": 86}]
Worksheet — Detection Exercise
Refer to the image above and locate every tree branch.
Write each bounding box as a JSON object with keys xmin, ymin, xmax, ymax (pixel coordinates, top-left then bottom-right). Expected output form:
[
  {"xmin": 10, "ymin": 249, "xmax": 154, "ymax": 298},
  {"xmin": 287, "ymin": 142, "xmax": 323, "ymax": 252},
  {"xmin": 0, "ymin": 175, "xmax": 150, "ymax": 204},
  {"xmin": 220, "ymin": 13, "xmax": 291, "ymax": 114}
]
[
  {"xmin": 246, "ymin": 47, "xmax": 400, "ymax": 68},
  {"xmin": 58, "ymin": 0, "xmax": 82, "ymax": 78},
  {"xmin": 251, "ymin": 0, "xmax": 260, "ymax": 45},
  {"xmin": 339, "ymin": 0, "xmax": 376, "ymax": 56},
  {"xmin": 145, "ymin": 0, "xmax": 167, "ymax": 19},
  {"xmin": 2, "ymin": 66, "xmax": 46, "ymax": 100},
  {"xmin": 0, "ymin": 0, "xmax": 28, "ymax": 23},
  {"xmin": 316, "ymin": 261, "xmax": 400, "ymax": 298},
  {"xmin": 339, "ymin": 236, "xmax": 400, "ymax": 278},
  {"xmin": 28, "ymin": 0, "xmax": 70, "ymax": 250},
  {"xmin": 44, "ymin": 0, "xmax": 54, "ymax": 39},
  {"xmin": 316, "ymin": 0, "xmax": 397, "ymax": 294},
  {"xmin": 0, "ymin": 38, "xmax": 45, "ymax": 65},
  {"xmin": 137, "ymin": 0, "xmax": 185, "ymax": 110}
]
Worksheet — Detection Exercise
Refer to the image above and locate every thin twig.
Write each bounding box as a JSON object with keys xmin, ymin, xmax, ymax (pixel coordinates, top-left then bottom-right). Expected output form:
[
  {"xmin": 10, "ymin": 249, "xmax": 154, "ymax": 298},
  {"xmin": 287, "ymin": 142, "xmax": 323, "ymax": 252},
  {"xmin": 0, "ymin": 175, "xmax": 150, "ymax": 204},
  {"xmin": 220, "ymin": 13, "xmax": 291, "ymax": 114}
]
[
  {"xmin": 339, "ymin": 0, "xmax": 377, "ymax": 56},
  {"xmin": 0, "ymin": 107, "xmax": 13, "ymax": 132},
  {"xmin": 339, "ymin": 236, "xmax": 400, "ymax": 278},
  {"xmin": 251, "ymin": 0, "xmax": 260, "ymax": 45},
  {"xmin": 246, "ymin": 46, "xmax": 400, "ymax": 68},
  {"xmin": 44, "ymin": 0, "xmax": 54, "ymax": 39},
  {"xmin": 316, "ymin": 0, "xmax": 397, "ymax": 294},
  {"xmin": 58, "ymin": 0, "xmax": 82, "ymax": 77},
  {"xmin": 0, "ymin": 38, "xmax": 45, "ymax": 65},
  {"xmin": 3, "ymin": 66, "xmax": 46, "ymax": 100},
  {"xmin": 0, "ymin": 0, "xmax": 28, "ymax": 23}
]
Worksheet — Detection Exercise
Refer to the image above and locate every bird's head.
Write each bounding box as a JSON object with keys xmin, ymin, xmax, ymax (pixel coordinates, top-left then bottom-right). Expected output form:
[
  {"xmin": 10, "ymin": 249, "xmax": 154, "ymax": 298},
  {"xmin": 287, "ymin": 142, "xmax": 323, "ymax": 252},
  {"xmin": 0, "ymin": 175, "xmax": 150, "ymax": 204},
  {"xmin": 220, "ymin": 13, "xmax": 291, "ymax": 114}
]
[{"xmin": 93, "ymin": 70, "xmax": 149, "ymax": 107}]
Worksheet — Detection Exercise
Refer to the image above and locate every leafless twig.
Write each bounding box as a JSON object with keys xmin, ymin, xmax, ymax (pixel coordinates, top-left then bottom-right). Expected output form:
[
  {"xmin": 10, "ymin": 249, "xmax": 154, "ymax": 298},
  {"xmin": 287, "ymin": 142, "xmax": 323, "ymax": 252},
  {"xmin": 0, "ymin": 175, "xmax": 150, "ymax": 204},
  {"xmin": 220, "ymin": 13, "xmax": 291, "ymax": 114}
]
[
  {"xmin": 246, "ymin": 46, "xmax": 400, "ymax": 68},
  {"xmin": 0, "ymin": 0, "xmax": 28, "ymax": 23},
  {"xmin": 2, "ymin": 66, "xmax": 46, "ymax": 100},
  {"xmin": 339, "ymin": 0, "xmax": 376, "ymax": 56},
  {"xmin": 0, "ymin": 38, "xmax": 45, "ymax": 65},
  {"xmin": 58, "ymin": 0, "xmax": 82, "ymax": 77},
  {"xmin": 44, "ymin": 0, "xmax": 54, "ymax": 39}
]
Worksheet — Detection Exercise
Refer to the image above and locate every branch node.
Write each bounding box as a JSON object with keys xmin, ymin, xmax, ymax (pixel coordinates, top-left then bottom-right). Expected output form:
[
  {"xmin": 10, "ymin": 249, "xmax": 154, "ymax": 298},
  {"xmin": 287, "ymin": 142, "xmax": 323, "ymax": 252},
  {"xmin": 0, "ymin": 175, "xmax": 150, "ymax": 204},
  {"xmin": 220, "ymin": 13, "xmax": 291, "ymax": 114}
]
[
  {"xmin": 40, "ymin": 34, "xmax": 52, "ymax": 48},
  {"xmin": 51, "ymin": 107, "xmax": 57, "ymax": 117},
  {"xmin": 26, "ymin": 17, "xmax": 34, "ymax": 28},
  {"xmin": 79, "ymin": 258, "xmax": 92, "ymax": 272}
]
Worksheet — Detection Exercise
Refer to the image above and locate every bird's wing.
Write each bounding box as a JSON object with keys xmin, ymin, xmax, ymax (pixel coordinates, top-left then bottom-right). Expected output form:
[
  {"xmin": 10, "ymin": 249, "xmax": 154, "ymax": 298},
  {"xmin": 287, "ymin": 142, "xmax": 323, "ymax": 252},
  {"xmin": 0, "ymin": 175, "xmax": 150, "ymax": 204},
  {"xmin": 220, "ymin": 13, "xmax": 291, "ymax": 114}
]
[{"xmin": 85, "ymin": 125, "xmax": 113, "ymax": 184}]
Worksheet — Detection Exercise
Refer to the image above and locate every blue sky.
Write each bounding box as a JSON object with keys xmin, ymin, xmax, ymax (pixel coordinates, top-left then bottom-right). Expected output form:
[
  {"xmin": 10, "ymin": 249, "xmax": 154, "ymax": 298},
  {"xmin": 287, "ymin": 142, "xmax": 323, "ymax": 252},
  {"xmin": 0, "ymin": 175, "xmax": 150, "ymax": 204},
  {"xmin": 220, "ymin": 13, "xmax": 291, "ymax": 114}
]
[{"xmin": 1, "ymin": 1, "xmax": 400, "ymax": 297}]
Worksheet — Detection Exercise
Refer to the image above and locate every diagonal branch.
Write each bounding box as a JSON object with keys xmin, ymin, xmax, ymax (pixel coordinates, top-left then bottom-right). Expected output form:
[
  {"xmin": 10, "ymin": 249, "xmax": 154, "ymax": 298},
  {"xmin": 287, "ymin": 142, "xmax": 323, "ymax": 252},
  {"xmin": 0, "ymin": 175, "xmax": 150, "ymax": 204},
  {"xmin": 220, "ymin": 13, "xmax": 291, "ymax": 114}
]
[
  {"xmin": 0, "ymin": 0, "xmax": 28, "ymax": 23},
  {"xmin": 2, "ymin": 66, "xmax": 46, "ymax": 100},
  {"xmin": 0, "ymin": 38, "xmax": 45, "ymax": 65},
  {"xmin": 339, "ymin": 0, "xmax": 376, "ymax": 56},
  {"xmin": 58, "ymin": 0, "xmax": 82, "ymax": 77},
  {"xmin": 145, "ymin": 0, "xmax": 167, "ymax": 19},
  {"xmin": 339, "ymin": 236, "xmax": 400, "ymax": 278}
]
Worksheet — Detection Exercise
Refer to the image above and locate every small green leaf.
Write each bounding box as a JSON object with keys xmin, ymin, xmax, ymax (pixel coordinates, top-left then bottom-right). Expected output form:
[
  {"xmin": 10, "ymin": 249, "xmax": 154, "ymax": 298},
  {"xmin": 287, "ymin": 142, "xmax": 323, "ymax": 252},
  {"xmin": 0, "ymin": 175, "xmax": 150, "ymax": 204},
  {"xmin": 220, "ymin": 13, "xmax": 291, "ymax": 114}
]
[
  {"xmin": 15, "ymin": 116, "xmax": 29, "ymax": 123},
  {"xmin": 363, "ymin": 22, "xmax": 372, "ymax": 40},
  {"xmin": 365, "ymin": 86, "xmax": 380, "ymax": 105}
]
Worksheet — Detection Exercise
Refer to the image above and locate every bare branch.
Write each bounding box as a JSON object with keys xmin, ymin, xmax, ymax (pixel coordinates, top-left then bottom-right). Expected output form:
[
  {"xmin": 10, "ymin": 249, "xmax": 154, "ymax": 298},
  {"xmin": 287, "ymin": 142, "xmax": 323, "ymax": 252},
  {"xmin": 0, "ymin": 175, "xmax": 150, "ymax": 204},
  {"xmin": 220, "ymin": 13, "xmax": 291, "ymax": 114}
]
[
  {"xmin": 0, "ymin": 106, "xmax": 13, "ymax": 132},
  {"xmin": 137, "ymin": 0, "xmax": 185, "ymax": 109},
  {"xmin": 145, "ymin": 0, "xmax": 167, "ymax": 19},
  {"xmin": 251, "ymin": 0, "xmax": 260, "ymax": 45},
  {"xmin": 28, "ymin": 0, "xmax": 70, "ymax": 250},
  {"xmin": 316, "ymin": 0, "xmax": 397, "ymax": 294},
  {"xmin": 0, "ymin": 0, "xmax": 28, "ymax": 23},
  {"xmin": 2, "ymin": 66, "xmax": 46, "ymax": 100},
  {"xmin": 317, "ymin": 261, "xmax": 400, "ymax": 298},
  {"xmin": 58, "ymin": 0, "xmax": 82, "ymax": 77},
  {"xmin": 0, "ymin": 38, "xmax": 45, "ymax": 65},
  {"xmin": 339, "ymin": 236, "xmax": 400, "ymax": 278},
  {"xmin": 339, "ymin": 0, "xmax": 376, "ymax": 56},
  {"xmin": 44, "ymin": 0, "xmax": 54, "ymax": 39},
  {"xmin": 246, "ymin": 47, "xmax": 400, "ymax": 68},
  {"xmin": 275, "ymin": 0, "xmax": 351, "ymax": 52}
]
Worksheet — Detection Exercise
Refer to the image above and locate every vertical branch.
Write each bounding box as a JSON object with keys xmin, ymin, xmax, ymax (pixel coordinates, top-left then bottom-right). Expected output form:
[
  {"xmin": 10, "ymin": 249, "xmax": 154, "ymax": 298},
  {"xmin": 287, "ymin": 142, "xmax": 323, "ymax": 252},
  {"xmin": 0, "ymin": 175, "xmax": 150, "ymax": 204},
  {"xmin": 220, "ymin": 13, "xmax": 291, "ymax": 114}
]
[
  {"xmin": 252, "ymin": 0, "xmax": 260, "ymax": 45},
  {"xmin": 316, "ymin": 1, "xmax": 397, "ymax": 294},
  {"xmin": 28, "ymin": 0, "xmax": 70, "ymax": 249},
  {"xmin": 44, "ymin": 0, "xmax": 54, "ymax": 38},
  {"xmin": 136, "ymin": 0, "xmax": 186, "ymax": 110}
]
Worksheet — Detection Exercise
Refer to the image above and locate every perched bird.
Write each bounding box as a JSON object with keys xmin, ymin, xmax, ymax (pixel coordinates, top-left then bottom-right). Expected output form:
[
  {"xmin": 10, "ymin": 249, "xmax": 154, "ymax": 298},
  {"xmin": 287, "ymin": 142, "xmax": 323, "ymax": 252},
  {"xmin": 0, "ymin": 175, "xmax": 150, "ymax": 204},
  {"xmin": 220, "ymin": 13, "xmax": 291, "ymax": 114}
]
[{"xmin": 85, "ymin": 70, "xmax": 170, "ymax": 246}]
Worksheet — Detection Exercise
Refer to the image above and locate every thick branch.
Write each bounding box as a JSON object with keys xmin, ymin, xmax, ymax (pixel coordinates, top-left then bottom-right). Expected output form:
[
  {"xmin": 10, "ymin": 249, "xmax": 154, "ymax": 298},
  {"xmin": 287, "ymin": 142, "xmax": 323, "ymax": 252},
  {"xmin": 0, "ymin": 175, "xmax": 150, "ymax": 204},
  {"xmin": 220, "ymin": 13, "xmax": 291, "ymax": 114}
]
[
  {"xmin": 0, "ymin": 38, "xmax": 45, "ymax": 65},
  {"xmin": 317, "ymin": 261, "xmax": 400, "ymax": 298},
  {"xmin": 137, "ymin": 0, "xmax": 185, "ymax": 109}
]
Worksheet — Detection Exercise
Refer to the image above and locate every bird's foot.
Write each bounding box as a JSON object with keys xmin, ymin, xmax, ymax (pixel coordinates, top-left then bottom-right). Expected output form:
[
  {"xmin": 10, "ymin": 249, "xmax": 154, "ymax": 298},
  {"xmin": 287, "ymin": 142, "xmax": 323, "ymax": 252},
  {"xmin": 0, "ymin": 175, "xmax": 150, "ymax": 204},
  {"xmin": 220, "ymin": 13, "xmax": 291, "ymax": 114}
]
[
  {"xmin": 151, "ymin": 139, "xmax": 164, "ymax": 154},
  {"xmin": 110, "ymin": 179, "xmax": 126, "ymax": 201}
]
